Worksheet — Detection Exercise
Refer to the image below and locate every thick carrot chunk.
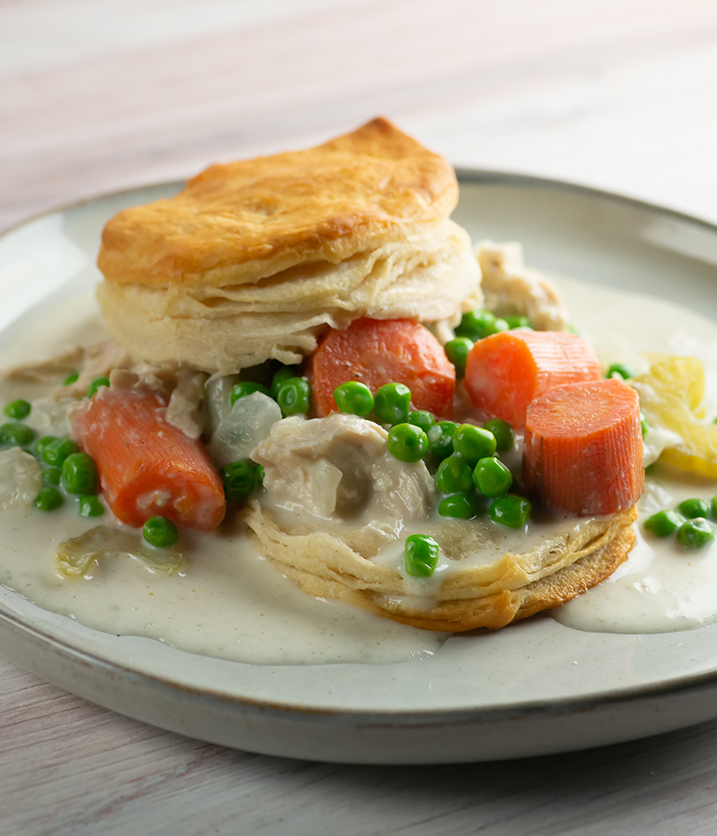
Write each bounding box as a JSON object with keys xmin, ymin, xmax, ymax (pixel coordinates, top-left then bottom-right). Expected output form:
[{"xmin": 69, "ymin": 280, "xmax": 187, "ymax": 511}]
[
  {"xmin": 71, "ymin": 389, "xmax": 225, "ymax": 531},
  {"xmin": 522, "ymin": 379, "xmax": 644, "ymax": 516},
  {"xmin": 464, "ymin": 330, "xmax": 602, "ymax": 427},
  {"xmin": 309, "ymin": 318, "xmax": 456, "ymax": 417}
]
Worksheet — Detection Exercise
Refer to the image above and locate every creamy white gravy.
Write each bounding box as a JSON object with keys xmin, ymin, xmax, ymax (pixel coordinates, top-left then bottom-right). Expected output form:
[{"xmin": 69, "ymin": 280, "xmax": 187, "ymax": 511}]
[
  {"xmin": 554, "ymin": 468, "xmax": 717, "ymax": 633},
  {"xmin": 0, "ymin": 277, "xmax": 716, "ymax": 659},
  {"xmin": 0, "ymin": 502, "xmax": 443, "ymax": 664},
  {"xmin": 0, "ymin": 301, "xmax": 444, "ymax": 665}
]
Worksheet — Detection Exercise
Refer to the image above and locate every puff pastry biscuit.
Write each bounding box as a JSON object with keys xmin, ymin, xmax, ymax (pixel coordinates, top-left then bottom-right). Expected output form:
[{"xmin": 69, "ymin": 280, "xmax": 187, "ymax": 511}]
[
  {"xmin": 97, "ymin": 118, "xmax": 482, "ymax": 372},
  {"xmin": 244, "ymin": 500, "xmax": 636, "ymax": 632},
  {"xmin": 244, "ymin": 412, "xmax": 638, "ymax": 632}
]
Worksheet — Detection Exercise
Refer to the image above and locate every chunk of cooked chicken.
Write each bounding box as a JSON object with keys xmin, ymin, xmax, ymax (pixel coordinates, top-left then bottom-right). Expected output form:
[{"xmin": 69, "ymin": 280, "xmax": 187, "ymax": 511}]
[
  {"xmin": 58, "ymin": 340, "xmax": 132, "ymax": 399},
  {"xmin": 108, "ymin": 365, "xmax": 207, "ymax": 439},
  {"xmin": 476, "ymin": 241, "xmax": 569, "ymax": 331},
  {"xmin": 252, "ymin": 413, "xmax": 435, "ymax": 523},
  {"xmin": 2, "ymin": 345, "xmax": 86, "ymax": 383}
]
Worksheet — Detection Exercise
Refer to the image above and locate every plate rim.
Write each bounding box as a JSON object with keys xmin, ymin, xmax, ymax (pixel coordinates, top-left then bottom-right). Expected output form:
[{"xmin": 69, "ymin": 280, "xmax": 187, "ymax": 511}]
[
  {"xmin": 2, "ymin": 168, "xmax": 717, "ymax": 730},
  {"xmin": 3, "ymin": 166, "xmax": 717, "ymax": 240},
  {"xmin": 5, "ymin": 604, "xmax": 717, "ymax": 727}
]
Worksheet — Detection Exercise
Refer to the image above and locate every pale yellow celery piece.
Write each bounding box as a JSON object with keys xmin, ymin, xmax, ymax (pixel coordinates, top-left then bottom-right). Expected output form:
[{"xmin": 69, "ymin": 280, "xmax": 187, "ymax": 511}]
[
  {"xmin": 56, "ymin": 525, "xmax": 184, "ymax": 578},
  {"xmin": 634, "ymin": 354, "xmax": 717, "ymax": 478}
]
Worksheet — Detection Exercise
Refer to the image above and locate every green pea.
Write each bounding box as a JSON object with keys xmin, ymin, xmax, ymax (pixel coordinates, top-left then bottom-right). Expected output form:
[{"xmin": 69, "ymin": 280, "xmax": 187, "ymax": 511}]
[
  {"xmin": 644, "ymin": 509, "xmax": 683, "ymax": 537},
  {"xmin": 34, "ymin": 487, "xmax": 62, "ymax": 512},
  {"xmin": 489, "ymin": 494, "xmax": 532, "ymax": 528},
  {"xmin": 61, "ymin": 452, "xmax": 98, "ymax": 495},
  {"xmin": 220, "ymin": 461, "xmax": 256, "ymax": 501},
  {"xmin": 457, "ymin": 310, "xmax": 509, "ymax": 339},
  {"xmin": 230, "ymin": 381, "xmax": 272, "ymax": 406},
  {"xmin": 483, "ymin": 418, "xmax": 514, "ymax": 453},
  {"xmin": 455, "ymin": 309, "xmax": 497, "ymax": 341},
  {"xmin": 3, "ymin": 399, "xmax": 31, "ymax": 420},
  {"xmin": 87, "ymin": 376, "xmax": 111, "ymax": 398},
  {"xmin": 408, "ymin": 410, "xmax": 436, "ymax": 434},
  {"xmin": 334, "ymin": 381, "xmax": 374, "ymax": 416},
  {"xmin": 0, "ymin": 422, "xmax": 35, "ymax": 447},
  {"xmin": 435, "ymin": 454, "xmax": 473, "ymax": 493},
  {"xmin": 677, "ymin": 498, "xmax": 712, "ymax": 519},
  {"xmin": 387, "ymin": 424, "xmax": 428, "ymax": 463},
  {"xmin": 676, "ymin": 518, "xmax": 714, "ymax": 549},
  {"xmin": 606, "ymin": 363, "xmax": 633, "ymax": 380},
  {"xmin": 640, "ymin": 412, "xmax": 649, "ymax": 438},
  {"xmin": 35, "ymin": 436, "xmax": 56, "ymax": 458},
  {"xmin": 444, "ymin": 337, "xmax": 473, "ymax": 378},
  {"xmin": 42, "ymin": 467, "xmax": 62, "ymax": 487},
  {"xmin": 451, "ymin": 424, "xmax": 497, "ymax": 465},
  {"xmin": 473, "ymin": 457, "xmax": 513, "ymax": 498},
  {"xmin": 143, "ymin": 516, "xmax": 179, "ymax": 548},
  {"xmin": 505, "ymin": 315, "xmax": 532, "ymax": 329},
  {"xmin": 427, "ymin": 420, "xmax": 458, "ymax": 460},
  {"xmin": 712, "ymin": 495, "xmax": 717, "ymax": 519},
  {"xmin": 404, "ymin": 534, "xmax": 440, "ymax": 578},
  {"xmin": 255, "ymin": 464, "xmax": 265, "ymax": 488},
  {"xmin": 438, "ymin": 492, "xmax": 479, "ymax": 520},
  {"xmin": 276, "ymin": 377, "xmax": 312, "ymax": 417},
  {"xmin": 271, "ymin": 366, "xmax": 296, "ymax": 399},
  {"xmin": 42, "ymin": 438, "xmax": 79, "ymax": 467},
  {"xmin": 374, "ymin": 382, "xmax": 411, "ymax": 425},
  {"xmin": 64, "ymin": 372, "xmax": 79, "ymax": 386},
  {"xmin": 79, "ymin": 495, "xmax": 105, "ymax": 518}
]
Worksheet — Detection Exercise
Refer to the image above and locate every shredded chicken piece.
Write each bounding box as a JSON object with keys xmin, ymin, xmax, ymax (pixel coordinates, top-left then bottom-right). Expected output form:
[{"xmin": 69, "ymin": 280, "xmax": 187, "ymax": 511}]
[
  {"xmin": 2, "ymin": 338, "xmax": 131, "ymax": 394},
  {"xmin": 57, "ymin": 340, "xmax": 132, "ymax": 399},
  {"xmin": 4, "ymin": 337, "xmax": 207, "ymax": 438},
  {"xmin": 163, "ymin": 369, "xmax": 207, "ymax": 439},
  {"xmin": 2, "ymin": 345, "xmax": 86, "ymax": 383},
  {"xmin": 108, "ymin": 365, "xmax": 207, "ymax": 439},
  {"xmin": 476, "ymin": 241, "xmax": 569, "ymax": 331},
  {"xmin": 252, "ymin": 413, "xmax": 435, "ymax": 524}
]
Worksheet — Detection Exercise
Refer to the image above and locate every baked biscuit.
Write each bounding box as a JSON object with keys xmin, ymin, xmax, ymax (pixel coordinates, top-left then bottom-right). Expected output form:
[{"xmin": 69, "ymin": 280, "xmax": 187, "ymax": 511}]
[
  {"xmin": 243, "ymin": 498, "xmax": 637, "ymax": 633},
  {"xmin": 244, "ymin": 412, "xmax": 638, "ymax": 632},
  {"xmin": 97, "ymin": 118, "xmax": 482, "ymax": 372}
]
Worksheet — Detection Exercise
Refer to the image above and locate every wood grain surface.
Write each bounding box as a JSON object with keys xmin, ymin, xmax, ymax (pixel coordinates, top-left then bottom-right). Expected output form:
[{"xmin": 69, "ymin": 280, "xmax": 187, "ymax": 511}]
[{"xmin": 2, "ymin": 1, "xmax": 717, "ymax": 834}]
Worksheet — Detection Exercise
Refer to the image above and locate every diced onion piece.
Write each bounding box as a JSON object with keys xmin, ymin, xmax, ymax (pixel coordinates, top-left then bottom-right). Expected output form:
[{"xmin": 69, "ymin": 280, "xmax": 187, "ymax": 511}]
[
  {"xmin": 207, "ymin": 392, "xmax": 282, "ymax": 468},
  {"xmin": 204, "ymin": 374, "xmax": 239, "ymax": 437},
  {"xmin": 0, "ymin": 448, "xmax": 42, "ymax": 510}
]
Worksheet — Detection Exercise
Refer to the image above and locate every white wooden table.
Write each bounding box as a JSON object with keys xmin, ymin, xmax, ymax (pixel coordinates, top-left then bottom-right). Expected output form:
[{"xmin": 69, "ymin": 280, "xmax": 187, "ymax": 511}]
[{"xmin": 3, "ymin": 2, "xmax": 717, "ymax": 833}]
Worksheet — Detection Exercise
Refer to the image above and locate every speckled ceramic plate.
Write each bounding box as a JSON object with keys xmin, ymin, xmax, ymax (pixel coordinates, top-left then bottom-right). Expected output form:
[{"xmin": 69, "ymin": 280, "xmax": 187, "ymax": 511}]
[{"xmin": 1, "ymin": 172, "xmax": 717, "ymax": 764}]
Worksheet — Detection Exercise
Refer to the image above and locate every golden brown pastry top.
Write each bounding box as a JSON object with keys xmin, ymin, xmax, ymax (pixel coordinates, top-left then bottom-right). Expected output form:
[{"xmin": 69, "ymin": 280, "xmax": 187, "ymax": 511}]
[{"xmin": 98, "ymin": 118, "xmax": 459, "ymax": 289}]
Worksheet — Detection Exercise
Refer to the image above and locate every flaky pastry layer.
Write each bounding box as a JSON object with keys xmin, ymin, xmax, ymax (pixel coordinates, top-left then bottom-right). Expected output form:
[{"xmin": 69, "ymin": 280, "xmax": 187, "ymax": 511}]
[
  {"xmin": 97, "ymin": 219, "xmax": 481, "ymax": 372},
  {"xmin": 242, "ymin": 503, "xmax": 638, "ymax": 632},
  {"xmin": 98, "ymin": 118, "xmax": 458, "ymax": 289}
]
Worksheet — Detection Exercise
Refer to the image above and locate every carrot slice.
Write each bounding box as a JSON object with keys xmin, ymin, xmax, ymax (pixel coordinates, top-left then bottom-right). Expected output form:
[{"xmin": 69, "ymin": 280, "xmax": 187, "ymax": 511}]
[
  {"xmin": 309, "ymin": 318, "xmax": 456, "ymax": 417},
  {"xmin": 464, "ymin": 330, "xmax": 602, "ymax": 427},
  {"xmin": 71, "ymin": 389, "xmax": 226, "ymax": 532},
  {"xmin": 522, "ymin": 379, "xmax": 644, "ymax": 516}
]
